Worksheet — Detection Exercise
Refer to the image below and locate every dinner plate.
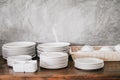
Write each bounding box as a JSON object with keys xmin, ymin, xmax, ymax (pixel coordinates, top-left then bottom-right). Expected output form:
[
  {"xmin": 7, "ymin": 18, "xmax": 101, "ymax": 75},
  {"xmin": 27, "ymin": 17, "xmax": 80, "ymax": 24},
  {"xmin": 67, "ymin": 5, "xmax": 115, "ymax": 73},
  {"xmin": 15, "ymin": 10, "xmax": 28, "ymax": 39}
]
[
  {"xmin": 37, "ymin": 42, "xmax": 70, "ymax": 48},
  {"xmin": 3, "ymin": 42, "xmax": 36, "ymax": 48},
  {"xmin": 2, "ymin": 41, "xmax": 36, "ymax": 58},
  {"xmin": 74, "ymin": 58, "xmax": 104, "ymax": 70}
]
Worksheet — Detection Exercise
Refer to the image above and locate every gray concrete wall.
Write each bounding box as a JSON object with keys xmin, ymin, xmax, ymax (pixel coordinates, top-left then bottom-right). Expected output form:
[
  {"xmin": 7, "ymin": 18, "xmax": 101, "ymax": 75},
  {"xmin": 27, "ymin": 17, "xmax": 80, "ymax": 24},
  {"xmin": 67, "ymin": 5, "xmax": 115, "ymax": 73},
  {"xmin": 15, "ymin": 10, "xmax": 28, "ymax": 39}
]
[{"xmin": 0, "ymin": 0, "xmax": 120, "ymax": 54}]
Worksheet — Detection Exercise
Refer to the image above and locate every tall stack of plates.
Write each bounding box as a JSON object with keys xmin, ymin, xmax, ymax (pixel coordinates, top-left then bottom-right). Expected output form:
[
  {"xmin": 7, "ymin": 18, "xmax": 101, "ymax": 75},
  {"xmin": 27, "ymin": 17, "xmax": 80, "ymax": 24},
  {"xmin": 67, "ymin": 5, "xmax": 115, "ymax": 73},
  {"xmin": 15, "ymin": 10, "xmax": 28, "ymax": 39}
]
[
  {"xmin": 74, "ymin": 58, "xmax": 104, "ymax": 70},
  {"xmin": 37, "ymin": 42, "xmax": 70, "ymax": 54},
  {"xmin": 2, "ymin": 42, "xmax": 36, "ymax": 59},
  {"xmin": 39, "ymin": 52, "xmax": 68, "ymax": 69}
]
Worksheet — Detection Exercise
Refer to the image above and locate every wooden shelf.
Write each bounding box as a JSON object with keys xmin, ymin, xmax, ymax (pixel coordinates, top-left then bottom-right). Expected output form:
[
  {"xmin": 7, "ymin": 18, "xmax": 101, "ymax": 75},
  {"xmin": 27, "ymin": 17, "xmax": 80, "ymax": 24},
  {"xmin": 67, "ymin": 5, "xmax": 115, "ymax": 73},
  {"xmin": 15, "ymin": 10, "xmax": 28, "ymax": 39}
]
[{"xmin": 0, "ymin": 56, "xmax": 120, "ymax": 80}]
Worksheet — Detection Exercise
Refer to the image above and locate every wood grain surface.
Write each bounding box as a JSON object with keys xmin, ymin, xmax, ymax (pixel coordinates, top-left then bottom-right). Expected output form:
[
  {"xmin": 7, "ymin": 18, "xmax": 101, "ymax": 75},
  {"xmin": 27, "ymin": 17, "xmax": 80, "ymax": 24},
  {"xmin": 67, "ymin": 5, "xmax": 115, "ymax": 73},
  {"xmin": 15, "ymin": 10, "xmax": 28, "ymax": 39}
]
[{"xmin": 0, "ymin": 56, "xmax": 120, "ymax": 80}]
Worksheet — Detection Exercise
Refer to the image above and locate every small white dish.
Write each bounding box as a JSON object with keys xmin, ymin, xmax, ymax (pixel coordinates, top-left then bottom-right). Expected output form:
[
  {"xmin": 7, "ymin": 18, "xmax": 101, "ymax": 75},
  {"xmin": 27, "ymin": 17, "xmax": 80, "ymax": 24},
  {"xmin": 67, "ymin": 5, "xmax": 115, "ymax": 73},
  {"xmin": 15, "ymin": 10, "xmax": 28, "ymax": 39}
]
[
  {"xmin": 13, "ymin": 61, "xmax": 26, "ymax": 72},
  {"xmin": 13, "ymin": 60, "xmax": 37, "ymax": 72},
  {"xmin": 39, "ymin": 52, "xmax": 68, "ymax": 59},
  {"xmin": 114, "ymin": 44, "xmax": 120, "ymax": 52},
  {"xmin": 7, "ymin": 55, "xmax": 32, "ymax": 67},
  {"xmin": 99, "ymin": 46, "xmax": 113, "ymax": 52},
  {"xmin": 80, "ymin": 45, "xmax": 94, "ymax": 52},
  {"xmin": 74, "ymin": 58, "xmax": 104, "ymax": 65},
  {"xmin": 24, "ymin": 60, "xmax": 37, "ymax": 72}
]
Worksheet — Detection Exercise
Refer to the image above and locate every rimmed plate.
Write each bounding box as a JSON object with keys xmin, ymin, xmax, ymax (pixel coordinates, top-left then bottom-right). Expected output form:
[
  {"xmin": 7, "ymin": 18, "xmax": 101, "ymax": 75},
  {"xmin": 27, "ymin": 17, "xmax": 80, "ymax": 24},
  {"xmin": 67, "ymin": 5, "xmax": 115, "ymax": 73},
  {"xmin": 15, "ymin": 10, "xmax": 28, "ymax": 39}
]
[
  {"xmin": 3, "ymin": 42, "xmax": 36, "ymax": 48},
  {"xmin": 37, "ymin": 42, "xmax": 70, "ymax": 48}
]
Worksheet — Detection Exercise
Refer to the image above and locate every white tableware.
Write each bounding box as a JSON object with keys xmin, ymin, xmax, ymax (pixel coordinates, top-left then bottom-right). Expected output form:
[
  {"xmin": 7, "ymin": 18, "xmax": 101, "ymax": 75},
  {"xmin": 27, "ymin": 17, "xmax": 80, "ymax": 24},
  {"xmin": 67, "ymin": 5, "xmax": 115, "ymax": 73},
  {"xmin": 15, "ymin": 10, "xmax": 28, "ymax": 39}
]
[
  {"xmin": 114, "ymin": 44, "xmax": 120, "ymax": 52},
  {"xmin": 2, "ymin": 41, "xmax": 36, "ymax": 58},
  {"xmin": 74, "ymin": 58, "xmax": 104, "ymax": 70},
  {"xmin": 99, "ymin": 46, "xmax": 113, "ymax": 52},
  {"xmin": 37, "ymin": 42, "xmax": 70, "ymax": 48},
  {"xmin": 80, "ymin": 45, "xmax": 94, "ymax": 52},
  {"xmin": 13, "ymin": 60, "xmax": 37, "ymax": 72},
  {"xmin": 7, "ymin": 55, "xmax": 32, "ymax": 67},
  {"xmin": 40, "ymin": 63, "xmax": 68, "ymax": 69},
  {"xmin": 3, "ymin": 42, "xmax": 36, "ymax": 48},
  {"xmin": 39, "ymin": 52, "xmax": 68, "ymax": 58},
  {"xmin": 39, "ymin": 52, "xmax": 68, "ymax": 69},
  {"xmin": 13, "ymin": 61, "xmax": 25, "ymax": 72},
  {"xmin": 24, "ymin": 60, "xmax": 37, "ymax": 72},
  {"xmin": 75, "ymin": 63, "xmax": 104, "ymax": 70}
]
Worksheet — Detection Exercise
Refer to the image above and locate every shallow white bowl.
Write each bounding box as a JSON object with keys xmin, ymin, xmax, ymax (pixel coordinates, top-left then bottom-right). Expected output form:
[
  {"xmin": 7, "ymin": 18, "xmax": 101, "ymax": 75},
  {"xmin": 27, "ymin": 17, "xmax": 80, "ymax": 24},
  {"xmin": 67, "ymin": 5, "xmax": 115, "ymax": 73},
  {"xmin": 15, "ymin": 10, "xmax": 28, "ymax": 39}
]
[
  {"xmin": 40, "ymin": 62, "xmax": 68, "ymax": 69},
  {"xmin": 39, "ymin": 52, "xmax": 68, "ymax": 59},
  {"xmin": 74, "ymin": 58, "xmax": 104, "ymax": 65},
  {"xmin": 7, "ymin": 55, "xmax": 32, "ymax": 67},
  {"xmin": 80, "ymin": 45, "xmax": 94, "ymax": 52}
]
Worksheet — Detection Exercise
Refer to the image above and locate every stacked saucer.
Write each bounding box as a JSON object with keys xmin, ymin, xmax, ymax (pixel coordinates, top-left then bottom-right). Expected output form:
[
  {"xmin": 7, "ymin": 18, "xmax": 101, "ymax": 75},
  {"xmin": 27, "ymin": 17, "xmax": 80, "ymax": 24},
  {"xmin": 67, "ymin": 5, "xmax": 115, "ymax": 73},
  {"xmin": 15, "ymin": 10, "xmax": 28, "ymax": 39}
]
[
  {"xmin": 2, "ymin": 41, "xmax": 36, "ymax": 59},
  {"xmin": 37, "ymin": 42, "xmax": 70, "ymax": 54},
  {"xmin": 74, "ymin": 58, "xmax": 104, "ymax": 70},
  {"xmin": 39, "ymin": 52, "xmax": 68, "ymax": 69}
]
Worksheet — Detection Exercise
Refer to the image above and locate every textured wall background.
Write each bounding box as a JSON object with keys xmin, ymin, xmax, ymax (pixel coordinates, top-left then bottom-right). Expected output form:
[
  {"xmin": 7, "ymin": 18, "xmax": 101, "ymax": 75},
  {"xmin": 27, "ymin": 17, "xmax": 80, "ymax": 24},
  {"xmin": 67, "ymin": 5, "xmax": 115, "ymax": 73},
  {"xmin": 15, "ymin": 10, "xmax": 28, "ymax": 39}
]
[{"xmin": 0, "ymin": 0, "xmax": 120, "ymax": 54}]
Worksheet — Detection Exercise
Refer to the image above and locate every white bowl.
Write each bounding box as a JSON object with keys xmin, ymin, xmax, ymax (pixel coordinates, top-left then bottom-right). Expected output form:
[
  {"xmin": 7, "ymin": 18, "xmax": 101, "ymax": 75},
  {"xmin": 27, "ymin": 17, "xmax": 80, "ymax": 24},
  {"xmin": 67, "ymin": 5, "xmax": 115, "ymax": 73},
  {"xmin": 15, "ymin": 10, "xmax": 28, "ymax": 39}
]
[
  {"xmin": 7, "ymin": 55, "xmax": 32, "ymax": 67},
  {"xmin": 99, "ymin": 46, "xmax": 113, "ymax": 52},
  {"xmin": 80, "ymin": 45, "xmax": 94, "ymax": 52},
  {"xmin": 40, "ymin": 62, "xmax": 68, "ymax": 69},
  {"xmin": 74, "ymin": 58, "xmax": 104, "ymax": 70},
  {"xmin": 39, "ymin": 52, "xmax": 68, "ymax": 59},
  {"xmin": 114, "ymin": 44, "xmax": 120, "ymax": 52}
]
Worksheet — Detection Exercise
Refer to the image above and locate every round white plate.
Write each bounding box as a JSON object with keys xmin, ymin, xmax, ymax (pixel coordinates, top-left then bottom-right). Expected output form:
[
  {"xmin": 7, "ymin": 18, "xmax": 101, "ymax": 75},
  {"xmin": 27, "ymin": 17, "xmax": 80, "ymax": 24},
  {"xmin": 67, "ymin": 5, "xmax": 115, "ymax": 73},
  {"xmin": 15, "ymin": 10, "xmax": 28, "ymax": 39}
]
[
  {"xmin": 75, "ymin": 63, "xmax": 104, "ymax": 70},
  {"xmin": 3, "ymin": 42, "xmax": 36, "ymax": 48},
  {"xmin": 37, "ymin": 42, "xmax": 70, "ymax": 48},
  {"xmin": 74, "ymin": 58, "xmax": 104, "ymax": 65}
]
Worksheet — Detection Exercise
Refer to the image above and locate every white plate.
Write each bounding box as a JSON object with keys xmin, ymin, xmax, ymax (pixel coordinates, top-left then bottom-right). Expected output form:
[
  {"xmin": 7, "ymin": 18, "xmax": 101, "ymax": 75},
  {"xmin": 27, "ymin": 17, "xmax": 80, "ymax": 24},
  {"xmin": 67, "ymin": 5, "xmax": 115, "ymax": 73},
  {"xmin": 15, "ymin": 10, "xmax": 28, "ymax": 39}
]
[
  {"xmin": 37, "ymin": 46, "xmax": 69, "ymax": 51},
  {"xmin": 37, "ymin": 42, "xmax": 70, "ymax": 48},
  {"xmin": 74, "ymin": 58, "xmax": 104, "ymax": 65},
  {"xmin": 75, "ymin": 63, "xmax": 104, "ymax": 70},
  {"xmin": 3, "ymin": 42, "xmax": 36, "ymax": 48}
]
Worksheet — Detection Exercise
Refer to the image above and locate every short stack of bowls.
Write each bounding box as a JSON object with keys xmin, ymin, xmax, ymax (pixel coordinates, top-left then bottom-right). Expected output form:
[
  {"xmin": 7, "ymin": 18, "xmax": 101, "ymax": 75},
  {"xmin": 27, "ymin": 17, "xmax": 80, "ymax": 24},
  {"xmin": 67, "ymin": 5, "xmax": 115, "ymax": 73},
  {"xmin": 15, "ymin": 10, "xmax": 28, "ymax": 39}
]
[
  {"xmin": 2, "ymin": 41, "xmax": 36, "ymax": 59},
  {"xmin": 39, "ymin": 52, "xmax": 68, "ymax": 69},
  {"xmin": 37, "ymin": 42, "xmax": 70, "ymax": 69}
]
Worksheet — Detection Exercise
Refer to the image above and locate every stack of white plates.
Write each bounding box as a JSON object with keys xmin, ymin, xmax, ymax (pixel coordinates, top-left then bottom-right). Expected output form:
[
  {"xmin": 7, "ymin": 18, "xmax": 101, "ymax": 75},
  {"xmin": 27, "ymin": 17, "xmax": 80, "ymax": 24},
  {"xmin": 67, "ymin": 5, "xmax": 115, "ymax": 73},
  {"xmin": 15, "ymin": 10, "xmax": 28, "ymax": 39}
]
[
  {"xmin": 37, "ymin": 42, "xmax": 70, "ymax": 54},
  {"xmin": 2, "ymin": 42, "xmax": 36, "ymax": 59},
  {"xmin": 39, "ymin": 52, "xmax": 68, "ymax": 69},
  {"xmin": 74, "ymin": 58, "xmax": 104, "ymax": 70}
]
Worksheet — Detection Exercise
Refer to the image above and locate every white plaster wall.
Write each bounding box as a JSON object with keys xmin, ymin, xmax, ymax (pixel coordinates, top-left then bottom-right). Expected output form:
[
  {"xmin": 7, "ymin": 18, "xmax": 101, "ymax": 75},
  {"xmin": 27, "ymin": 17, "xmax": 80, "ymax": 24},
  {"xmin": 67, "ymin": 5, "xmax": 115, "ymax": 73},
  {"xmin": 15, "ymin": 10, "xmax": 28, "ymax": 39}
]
[{"xmin": 0, "ymin": 0, "xmax": 120, "ymax": 54}]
